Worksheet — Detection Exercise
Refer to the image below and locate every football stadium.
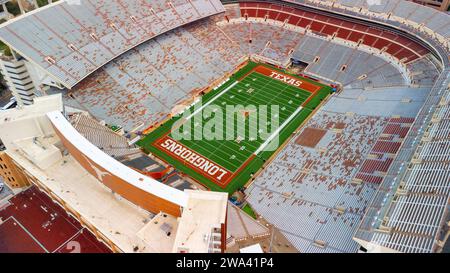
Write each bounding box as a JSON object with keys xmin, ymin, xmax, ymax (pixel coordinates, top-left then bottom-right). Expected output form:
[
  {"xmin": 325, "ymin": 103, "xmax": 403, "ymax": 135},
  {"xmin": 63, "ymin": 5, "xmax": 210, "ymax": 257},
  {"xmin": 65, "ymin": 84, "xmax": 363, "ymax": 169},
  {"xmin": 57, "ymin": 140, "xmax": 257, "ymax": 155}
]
[
  {"xmin": 140, "ymin": 62, "xmax": 332, "ymax": 193},
  {"xmin": 0, "ymin": 0, "xmax": 448, "ymax": 255}
]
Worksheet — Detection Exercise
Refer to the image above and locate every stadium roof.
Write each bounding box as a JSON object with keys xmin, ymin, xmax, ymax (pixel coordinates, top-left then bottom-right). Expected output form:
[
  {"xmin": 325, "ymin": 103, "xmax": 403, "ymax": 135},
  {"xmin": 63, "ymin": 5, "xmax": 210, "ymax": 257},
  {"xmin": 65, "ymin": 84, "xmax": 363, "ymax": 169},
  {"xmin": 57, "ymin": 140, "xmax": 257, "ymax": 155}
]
[
  {"xmin": 0, "ymin": 0, "xmax": 449, "ymax": 253},
  {"xmin": 0, "ymin": 0, "xmax": 225, "ymax": 89},
  {"xmin": 354, "ymin": 70, "xmax": 450, "ymax": 253},
  {"xmin": 47, "ymin": 110, "xmax": 188, "ymax": 208},
  {"xmin": 0, "ymin": 95, "xmax": 230, "ymax": 252}
]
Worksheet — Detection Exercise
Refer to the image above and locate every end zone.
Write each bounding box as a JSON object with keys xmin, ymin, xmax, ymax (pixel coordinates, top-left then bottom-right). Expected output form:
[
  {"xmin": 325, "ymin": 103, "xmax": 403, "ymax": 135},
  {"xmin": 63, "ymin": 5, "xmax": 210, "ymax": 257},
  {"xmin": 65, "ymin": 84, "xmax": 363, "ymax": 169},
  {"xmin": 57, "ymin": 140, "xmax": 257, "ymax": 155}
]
[
  {"xmin": 155, "ymin": 136, "xmax": 234, "ymax": 187},
  {"xmin": 253, "ymin": 65, "xmax": 321, "ymax": 94}
]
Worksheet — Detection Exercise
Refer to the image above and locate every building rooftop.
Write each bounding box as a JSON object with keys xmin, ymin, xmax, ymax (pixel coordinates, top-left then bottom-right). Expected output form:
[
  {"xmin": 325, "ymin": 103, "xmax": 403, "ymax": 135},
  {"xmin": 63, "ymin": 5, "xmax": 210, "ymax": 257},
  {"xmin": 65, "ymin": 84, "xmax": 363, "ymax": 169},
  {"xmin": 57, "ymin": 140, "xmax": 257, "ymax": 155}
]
[
  {"xmin": 173, "ymin": 190, "xmax": 228, "ymax": 253},
  {"xmin": 0, "ymin": 186, "xmax": 112, "ymax": 253},
  {"xmin": 6, "ymin": 147, "xmax": 158, "ymax": 252},
  {"xmin": 136, "ymin": 212, "xmax": 179, "ymax": 253},
  {"xmin": 0, "ymin": 95, "xmax": 230, "ymax": 253}
]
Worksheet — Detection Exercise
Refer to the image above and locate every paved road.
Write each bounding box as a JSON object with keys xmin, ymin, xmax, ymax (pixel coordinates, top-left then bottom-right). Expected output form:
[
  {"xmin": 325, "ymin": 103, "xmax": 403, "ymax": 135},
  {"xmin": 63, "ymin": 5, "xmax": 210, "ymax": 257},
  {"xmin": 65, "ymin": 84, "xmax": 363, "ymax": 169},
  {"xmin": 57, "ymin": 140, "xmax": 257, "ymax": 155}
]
[{"xmin": 0, "ymin": 89, "xmax": 13, "ymax": 108}]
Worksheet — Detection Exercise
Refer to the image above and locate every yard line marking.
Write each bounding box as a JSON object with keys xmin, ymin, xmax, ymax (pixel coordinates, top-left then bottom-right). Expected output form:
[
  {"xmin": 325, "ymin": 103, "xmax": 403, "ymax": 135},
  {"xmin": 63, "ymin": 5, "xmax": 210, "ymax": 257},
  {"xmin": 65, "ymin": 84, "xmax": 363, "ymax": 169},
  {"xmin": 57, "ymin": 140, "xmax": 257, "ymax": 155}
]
[
  {"xmin": 212, "ymin": 71, "xmax": 297, "ymax": 171},
  {"xmin": 150, "ymin": 64, "xmax": 326, "ymax": 190},
  {"xmin": 180, "ymin": 70, "xmax": 307, "ymax": 171},
  {"xmin": 255, "ymin": 106, "xmax": 304, "ymax": 155},
  {"xmin": 184, "ymin": 81, "xmax": 238, "ymax": 121},
  {"xmin": 190, "ymin": 74, "xmax": 277, "ymax": 172}
]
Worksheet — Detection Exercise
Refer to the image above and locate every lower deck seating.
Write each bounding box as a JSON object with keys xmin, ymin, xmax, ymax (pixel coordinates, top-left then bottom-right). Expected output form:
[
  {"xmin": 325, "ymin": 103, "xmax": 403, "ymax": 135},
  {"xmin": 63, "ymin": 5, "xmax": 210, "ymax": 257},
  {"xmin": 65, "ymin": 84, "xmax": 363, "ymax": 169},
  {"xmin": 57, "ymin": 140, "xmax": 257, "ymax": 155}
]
[
  {"xmin": 70, "ymin": 113, "xmax": 141, "ymax": 158},
  {"xmin": 246, "ymin": 111, "xmax": 389, "ymax": 252},
  {"xmin": 65, "ymin": 17, "xmax": 245, "ymax": 131},
  {"xmin": 64, "ymin": 3, "xmax": 428, "ymax": 132}
]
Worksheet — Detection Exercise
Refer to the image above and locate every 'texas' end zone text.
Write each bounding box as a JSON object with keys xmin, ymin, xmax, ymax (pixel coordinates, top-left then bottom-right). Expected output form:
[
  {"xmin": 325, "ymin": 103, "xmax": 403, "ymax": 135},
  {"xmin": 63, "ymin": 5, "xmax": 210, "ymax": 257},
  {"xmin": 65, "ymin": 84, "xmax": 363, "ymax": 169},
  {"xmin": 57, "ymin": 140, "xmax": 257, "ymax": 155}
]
[{"xmin": 254, "ymin": 66, "xmax": 321, "ymax": 93}]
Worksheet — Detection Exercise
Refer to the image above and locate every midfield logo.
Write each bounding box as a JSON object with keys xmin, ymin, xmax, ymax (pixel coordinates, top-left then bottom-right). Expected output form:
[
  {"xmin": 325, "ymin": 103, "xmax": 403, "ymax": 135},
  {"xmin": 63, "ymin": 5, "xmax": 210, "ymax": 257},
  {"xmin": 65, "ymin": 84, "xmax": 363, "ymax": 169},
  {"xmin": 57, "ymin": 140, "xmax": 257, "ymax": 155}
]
[{"xmin": 171, "ymin": 101, "xmax": 280, "ymax": 152}]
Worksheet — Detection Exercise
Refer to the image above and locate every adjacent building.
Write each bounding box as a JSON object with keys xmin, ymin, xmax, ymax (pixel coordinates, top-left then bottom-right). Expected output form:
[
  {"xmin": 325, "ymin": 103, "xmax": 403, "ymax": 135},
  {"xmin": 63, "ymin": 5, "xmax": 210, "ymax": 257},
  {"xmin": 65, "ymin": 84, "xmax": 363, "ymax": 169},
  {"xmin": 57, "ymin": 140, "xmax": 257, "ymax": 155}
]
[
  {"xmin": 411, "ymin": 0, "xmax": 450, "ymax": 11},
  {"xmin": 0, "ymin": 94, "xmax": 229, "ymax": 253}
]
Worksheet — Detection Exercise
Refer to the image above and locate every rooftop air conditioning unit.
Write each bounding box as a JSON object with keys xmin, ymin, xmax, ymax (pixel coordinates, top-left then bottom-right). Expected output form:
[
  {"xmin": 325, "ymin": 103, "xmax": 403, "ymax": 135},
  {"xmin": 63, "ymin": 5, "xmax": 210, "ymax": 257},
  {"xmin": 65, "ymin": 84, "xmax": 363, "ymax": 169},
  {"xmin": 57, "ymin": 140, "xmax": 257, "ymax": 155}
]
[
  {"xmin": 110, "ymin": 23, "xmax": 118, "ymax": 31},
  {"xmin": 396, "ymin": 188, "xmax": 409, "ymax": 196},
  {"xmin": 334, "ymin": 206, "xmax": 346, "ymax": 214},
  {"xmin": 358, "ymin": 74, "xmax": 367, "ymax": 81},
  {"xmin": 376, "ymin": 225, "xmax": 393, "ymax": 234},
  {"xmin": 90, "ymin": 33, "xmax": 99, "ymax": 41},
  {"xmin": 431, "ymin": 116, "xmax": 441, "ymax": 123},
  {"xmin": 67, "ymin": 44, "xmax": 78, "ymax": 51},
  {"xmin": 282, "ymin": 192, "xmax": 293, "ymax": 199},
  {"xmin": 45, "ymin": 56, "xmax": 56, "ymax": 65},
  {"xmin": 351, "ymin": 178, "xmax": 363, "ymax": 185},
  {"xmin": 411, "ymin": 157, "xmax": 422, "ymax": 164},
  {"xmin": 313, "ymin": 240, "xmax": 327, "ymax": 248},
  {"xmin": 301, "ymin": 168, "xmax": 310, "ymax": 174}
]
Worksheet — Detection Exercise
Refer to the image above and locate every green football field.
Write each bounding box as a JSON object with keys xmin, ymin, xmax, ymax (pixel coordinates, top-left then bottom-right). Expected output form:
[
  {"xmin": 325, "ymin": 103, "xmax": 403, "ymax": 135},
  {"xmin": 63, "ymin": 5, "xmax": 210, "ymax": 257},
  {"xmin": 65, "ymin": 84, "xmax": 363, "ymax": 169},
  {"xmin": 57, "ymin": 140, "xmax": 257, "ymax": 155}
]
[
  {"xmin": 139, "ymin": 62, "xmax": 333, "ymax": 193},
  {"xmin": 173, "ymin": 71, "xmax": 312, "ymax": 172}
]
